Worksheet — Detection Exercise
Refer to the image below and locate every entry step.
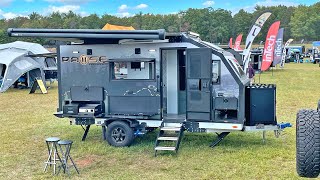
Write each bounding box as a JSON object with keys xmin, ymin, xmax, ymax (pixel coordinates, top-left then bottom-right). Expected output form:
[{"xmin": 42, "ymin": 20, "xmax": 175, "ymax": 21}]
[
  {"xmin": 155, "ymin": 146, "xmax": 176, "ymax": 151},
  {"xmin": 160, "ymin": 127, "xmax": 181, "ymax": 131},
  {"xmin": 157, "ymin": 137, "xmax": 179, "ymax": 141}
]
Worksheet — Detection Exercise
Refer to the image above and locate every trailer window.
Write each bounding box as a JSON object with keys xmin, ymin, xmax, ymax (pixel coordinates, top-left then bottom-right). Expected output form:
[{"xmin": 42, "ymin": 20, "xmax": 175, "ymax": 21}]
[
  {"xmin": 212, "ymin": 61, "xmax": 220, "ymax": 84},
  {"xmin": 111, "ymin": 60, "xmax": 155, "ymax": 80}
]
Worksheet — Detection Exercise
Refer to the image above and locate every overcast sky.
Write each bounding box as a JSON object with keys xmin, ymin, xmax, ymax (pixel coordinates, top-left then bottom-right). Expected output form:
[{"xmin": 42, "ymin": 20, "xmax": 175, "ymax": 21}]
[{"xmin": 0, "ymin": 0, "xmax": 318, "ymax": 19}]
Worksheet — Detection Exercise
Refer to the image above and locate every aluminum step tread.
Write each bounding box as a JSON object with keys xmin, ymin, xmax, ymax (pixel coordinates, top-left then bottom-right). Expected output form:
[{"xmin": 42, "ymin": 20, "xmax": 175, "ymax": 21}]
[
  {"xmin": 155, "ymin": 146, "xmax": 176, "ymax": 151},
  {"xmin": 157, "ymin": 137, "xmax": 179, "ymax": 141},
  {"xmin": 161, "ymin": 127, "xmax": 181, "ymax": 131}
]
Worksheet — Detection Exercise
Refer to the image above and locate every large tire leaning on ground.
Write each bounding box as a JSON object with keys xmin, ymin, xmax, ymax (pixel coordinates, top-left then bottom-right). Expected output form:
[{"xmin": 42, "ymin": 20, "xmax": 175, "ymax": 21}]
[
  {"xmin": 106, "ymin": 121, "xmax": 134, "ymax": 147},
  {"xmin": 296, "ymin": 109, "xmax": 320, "ymax": 178}
]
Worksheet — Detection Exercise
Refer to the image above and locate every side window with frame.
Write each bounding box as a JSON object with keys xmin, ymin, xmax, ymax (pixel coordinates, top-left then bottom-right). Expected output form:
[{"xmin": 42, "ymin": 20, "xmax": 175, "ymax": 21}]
[
  {"xmin": 111, "ymin": 60, "xmax": 155, "ymax": 80},
  {"xmin": 212, "ymin": 60, "xmax": 220, "ymax": 84}
]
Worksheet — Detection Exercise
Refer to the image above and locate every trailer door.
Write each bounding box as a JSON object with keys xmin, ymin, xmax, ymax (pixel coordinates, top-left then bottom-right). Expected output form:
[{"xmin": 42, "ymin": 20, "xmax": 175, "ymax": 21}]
[{"xmin": 186, "ymin": 48, "xmax": 212, "ymax": 121}]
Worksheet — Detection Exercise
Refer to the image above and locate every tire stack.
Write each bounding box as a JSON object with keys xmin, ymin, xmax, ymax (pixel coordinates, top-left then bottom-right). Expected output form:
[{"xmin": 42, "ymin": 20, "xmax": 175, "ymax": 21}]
[{"xmin": 296, "ymin": 109, "xmax": 320, "ymax": 178}]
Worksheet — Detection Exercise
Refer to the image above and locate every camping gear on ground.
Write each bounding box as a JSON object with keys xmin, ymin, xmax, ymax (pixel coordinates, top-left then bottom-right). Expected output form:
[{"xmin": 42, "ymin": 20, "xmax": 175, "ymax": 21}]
[
  {"xmin": 44, "ymin": 137, "xmax": 62, "ymax": 175},
  {"xmin": 57, "ymin": 140, "xmax": 79, "ymax": 175},
  {"xmin": 0, "ymin": 41, "xmax": 57, "ymax": 93},
  {"xmin": 44, "ymin": 137, "xmax": 79, "ymax": 175},
  {"xmin": 8, "ymin": 28, "xmax": 291, "ymax": 155},
  {"xmin": 29, "ymin": 77, "xmax": 48, "ymax": 94}
]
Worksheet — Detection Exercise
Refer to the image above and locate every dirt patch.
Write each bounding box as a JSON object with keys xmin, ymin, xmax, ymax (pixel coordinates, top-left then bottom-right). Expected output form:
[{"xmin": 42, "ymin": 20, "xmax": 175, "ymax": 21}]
[{"xmin": 76, "ymin": 155, "xmax": 101, "ymax": 168}]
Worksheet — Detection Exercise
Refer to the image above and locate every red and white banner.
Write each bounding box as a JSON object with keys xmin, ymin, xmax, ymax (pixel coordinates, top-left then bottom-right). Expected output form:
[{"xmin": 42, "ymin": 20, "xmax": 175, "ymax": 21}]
[
  {"xmin": 234, "ymin": 34, "xmax": 243, "ymax": 51},
  {"xmin": 261, "ymin": 21, "xmax": 281, "ymax": 71},
  {"xmin": 229, "ymin": 38, "xmax": 233, "ymax": 48}
]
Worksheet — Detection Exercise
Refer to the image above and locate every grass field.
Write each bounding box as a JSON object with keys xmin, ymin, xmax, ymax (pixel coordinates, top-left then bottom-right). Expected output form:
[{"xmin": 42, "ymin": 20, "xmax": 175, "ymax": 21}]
[{"xmin": 0, "ymin": 63, "xmax": 319, "ymax": 180}]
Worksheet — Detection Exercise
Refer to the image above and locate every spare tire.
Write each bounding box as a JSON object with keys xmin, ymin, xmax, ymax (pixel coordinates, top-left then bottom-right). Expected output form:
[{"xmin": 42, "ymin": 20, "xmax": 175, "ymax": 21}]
[{"xmin": 296, "ymin": 109, "xmax": 320, "ymax": 178}]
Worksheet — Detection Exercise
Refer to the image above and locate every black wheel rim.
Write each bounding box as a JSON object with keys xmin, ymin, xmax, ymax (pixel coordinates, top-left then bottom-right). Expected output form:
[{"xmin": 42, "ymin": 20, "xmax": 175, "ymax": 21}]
[{"xmin": 111, "ymin": 127, "xmax": 126, "ymax": 143}]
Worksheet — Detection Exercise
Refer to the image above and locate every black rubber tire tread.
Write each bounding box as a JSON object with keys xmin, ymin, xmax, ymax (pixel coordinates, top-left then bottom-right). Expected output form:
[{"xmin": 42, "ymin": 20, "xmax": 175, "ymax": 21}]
[
  {"xmin": 296, "ymin": 109, "xmax": 320, "ymax": 178},
  {"xmin": 106, "ymin": 121, "xmax": 134, "ymax": 147}
]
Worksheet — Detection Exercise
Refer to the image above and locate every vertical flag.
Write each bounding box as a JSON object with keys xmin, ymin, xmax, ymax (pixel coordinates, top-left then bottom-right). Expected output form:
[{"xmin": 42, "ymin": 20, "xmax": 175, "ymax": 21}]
[
  {"xmin": 261, "ymin": 21, "xmax": 281, "ymax": 71},
  {"xmin": 243, "ymin": 11, "xmax": 272, "ymax": 73},
  {"xmin": 280, "ymin": 39, "xmax": 294, "ymax": 68},
  {"xmin": 272, "ymin": 28, "xmax": 284, "ymax": 66},
  {"xmin": 234, "ymin": 34, "xmax": 243, "ymax": 51},
  {"xmin": 229, "ymin": 38, "xmax": 233, "ymax": 48}
]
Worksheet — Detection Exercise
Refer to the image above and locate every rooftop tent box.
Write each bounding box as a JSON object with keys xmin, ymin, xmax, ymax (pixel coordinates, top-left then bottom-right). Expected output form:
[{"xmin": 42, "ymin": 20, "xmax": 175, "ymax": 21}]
[{"xmin": 245, "ymin": 84, "xmax": 277, "ymax": 126}]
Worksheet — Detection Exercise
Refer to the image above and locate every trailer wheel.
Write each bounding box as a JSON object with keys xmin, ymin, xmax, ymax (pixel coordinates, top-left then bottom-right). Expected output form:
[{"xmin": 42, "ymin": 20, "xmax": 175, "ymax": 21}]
[
  {"xmin": 106, "ymin": 121, "xmax": 134, "ymax": 147},
  {"xmin": 296, "ymin": 109, "xmax": 320, "ymax": 178}
]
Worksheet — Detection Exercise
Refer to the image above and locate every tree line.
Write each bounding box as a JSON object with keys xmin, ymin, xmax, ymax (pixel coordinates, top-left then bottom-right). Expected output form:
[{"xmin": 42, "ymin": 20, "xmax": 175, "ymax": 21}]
[{"xmin": 0, "ymin": 2, "xmax": 319, "ymax": 45}]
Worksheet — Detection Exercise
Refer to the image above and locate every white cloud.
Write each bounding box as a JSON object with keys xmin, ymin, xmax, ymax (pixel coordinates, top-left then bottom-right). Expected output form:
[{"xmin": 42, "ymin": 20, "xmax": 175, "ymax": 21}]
[
  {"xmin": 0, "ymin": 9, "xmax": 27, "ymax": 19},
  {"xmin": 117, "ymin": 12, "xmax": 131, "ymax": 17},
  {"xmin": 44, "ymin": 0, "xmax": 94, "ymax": 4},
  {"xmin": 0, "ymin": 0, "xmax": 13, "ymax": 7},
  {"xmin": 46, "ymin": 5, "xmax": 81, "ymax": 14},
  {"xmin": 135, "ymin": 4, "xmax": 148, "ymax": 9},
  {"xmin": 203, "ymin": 1, "xmax": 215, "ymax": 7},
  {"xmin": 117, "ymin": 3, "xmax": 148, "ymax": 17},
  {"xmin": 25, "ymin": 0, "xmax": 34, "ymax": 2},
  {"xmin": 118, "ymin": 4, "xmax": 129, "ymax": 12}
]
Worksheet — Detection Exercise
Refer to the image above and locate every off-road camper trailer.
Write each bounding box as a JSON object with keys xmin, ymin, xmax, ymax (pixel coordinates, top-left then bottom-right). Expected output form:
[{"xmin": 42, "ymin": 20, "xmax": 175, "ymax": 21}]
[{"xmin": 8, "ymin": 28, "xmax": 290, "ymax": 154}]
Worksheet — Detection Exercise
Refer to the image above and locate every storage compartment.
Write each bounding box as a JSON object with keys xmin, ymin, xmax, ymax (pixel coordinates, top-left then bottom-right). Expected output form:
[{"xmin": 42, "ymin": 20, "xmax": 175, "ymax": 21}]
[
  {"xmin": 109, "ymin": 96, "xmax": 160, "ymax": 116},
  {"xmin": 245, "ymin": 84, "xmax": 277, "ymax": 126},
  {"xmin": 215, "ymin": 109, "xmax": 238, "ymax": 121},
  {"xmin": 214, "ymin": 97, "xmax": 238, "ymax": 110},
  {"xmin": 63, "ymin": 103, "xmax": 80, "ymax": 115},
  {"xmin": 75, "ymin": 117, "xmax": 95, "ymax": 125},
  {"xmin": 78, "ymin": 104, "xmax": 103, "ymax": 116},
  {"xmin": 71, "ymin": 86, "xmax": 104, "ymax": 102}
]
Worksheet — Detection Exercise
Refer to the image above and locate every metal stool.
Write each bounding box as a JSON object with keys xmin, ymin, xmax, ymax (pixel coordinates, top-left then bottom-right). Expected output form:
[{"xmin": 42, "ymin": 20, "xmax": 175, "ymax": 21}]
[
  {"xmin": 44, "ymin": 137, "xmax": 63, "ymax": 175},
  {"xmin": 58, "ymin": 140, "xmax": 79, "ymax": 175}
]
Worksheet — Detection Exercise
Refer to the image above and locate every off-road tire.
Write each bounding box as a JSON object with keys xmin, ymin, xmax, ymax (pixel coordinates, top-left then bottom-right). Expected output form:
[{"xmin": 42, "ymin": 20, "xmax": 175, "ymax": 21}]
[
  {"xmin": 296, "ymin": 109, "xmax": 320, "ymax": 178},
  {"xmin": 106, "ymin": 121, "xmax": 134, "ymax": 147}
]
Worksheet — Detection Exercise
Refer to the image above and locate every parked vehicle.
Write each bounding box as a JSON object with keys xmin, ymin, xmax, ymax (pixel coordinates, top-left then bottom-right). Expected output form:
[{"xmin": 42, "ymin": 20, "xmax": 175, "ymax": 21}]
[{"xmin": 8, "ymin": 28, "xmax": 291, "ymax": 155}]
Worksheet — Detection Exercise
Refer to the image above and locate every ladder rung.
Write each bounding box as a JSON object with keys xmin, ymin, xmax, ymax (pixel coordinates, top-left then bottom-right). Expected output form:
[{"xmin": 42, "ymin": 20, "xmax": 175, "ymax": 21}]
[
  {"xmin": 157, "ymin": 137, "xmax": 179, "ymax": 141},
  {"xmin": 161, "ymin": 127, "xmax": 181, "ymax": 131},
  {"xmin": 155, "ymin": 146, "xmax": 176, "ymax": 151}
]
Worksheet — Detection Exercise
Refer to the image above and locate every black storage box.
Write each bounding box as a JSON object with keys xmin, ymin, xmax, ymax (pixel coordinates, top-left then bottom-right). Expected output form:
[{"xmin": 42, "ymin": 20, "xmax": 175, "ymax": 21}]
[
  {"xmin": 245, "ymin": 84, "xmax": 277, "ymax": 126},
  {"xmin": 63, "ymin": 103, "xmax": 80, "ymax": 116}
]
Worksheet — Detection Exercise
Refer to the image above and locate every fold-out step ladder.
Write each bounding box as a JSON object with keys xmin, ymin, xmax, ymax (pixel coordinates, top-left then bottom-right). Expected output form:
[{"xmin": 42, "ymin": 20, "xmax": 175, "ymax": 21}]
[{"xmin": 154, "ymin": 122, "xmax": 184, "ymax": 156}]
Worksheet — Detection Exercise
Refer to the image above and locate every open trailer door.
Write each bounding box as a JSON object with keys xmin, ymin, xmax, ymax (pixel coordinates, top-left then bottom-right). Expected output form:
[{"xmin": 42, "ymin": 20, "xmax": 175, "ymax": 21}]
[{"xmin": 186, "ymin": 48, "xmax": 212, "ymax": 121}]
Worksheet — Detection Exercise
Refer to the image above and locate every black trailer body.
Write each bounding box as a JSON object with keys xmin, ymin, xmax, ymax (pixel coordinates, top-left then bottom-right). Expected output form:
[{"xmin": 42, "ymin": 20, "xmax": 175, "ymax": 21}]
[{"xmin": 8, "ymin": 28, "xmax": 290, "ymax": 152}]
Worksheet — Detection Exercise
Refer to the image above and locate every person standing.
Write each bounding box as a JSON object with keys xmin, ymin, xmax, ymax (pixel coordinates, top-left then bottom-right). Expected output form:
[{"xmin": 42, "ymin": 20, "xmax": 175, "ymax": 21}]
[{"xmin": 248, "ymin": 63, "xmax": 255, "ymax": 85}]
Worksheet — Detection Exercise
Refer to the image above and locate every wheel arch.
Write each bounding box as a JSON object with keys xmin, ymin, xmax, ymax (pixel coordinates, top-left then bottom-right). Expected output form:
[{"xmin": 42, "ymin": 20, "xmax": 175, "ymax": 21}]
[{"xmin": 104, "ymin": 118, "xmax": 139, "ymax": 128}]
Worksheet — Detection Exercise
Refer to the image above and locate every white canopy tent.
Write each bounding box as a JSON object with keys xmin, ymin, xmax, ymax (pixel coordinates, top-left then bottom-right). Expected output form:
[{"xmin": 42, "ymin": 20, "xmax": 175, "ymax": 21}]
[{"xmin": 0, "ymin": 41, "xmax": 57, "ymax": 93}]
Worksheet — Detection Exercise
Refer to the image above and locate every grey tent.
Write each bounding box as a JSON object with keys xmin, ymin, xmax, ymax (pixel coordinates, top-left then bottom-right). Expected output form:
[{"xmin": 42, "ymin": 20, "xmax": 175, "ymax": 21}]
[{"xmin": 0, "ymin": 41, "xmax": 57, "ymax": 93}]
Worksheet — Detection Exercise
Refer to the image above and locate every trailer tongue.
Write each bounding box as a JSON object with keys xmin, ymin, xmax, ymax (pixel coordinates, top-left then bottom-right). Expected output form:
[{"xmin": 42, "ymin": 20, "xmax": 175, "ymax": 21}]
[{"xmin": 8, "ymin": 28, "xmax": 291, "ymax": 155}]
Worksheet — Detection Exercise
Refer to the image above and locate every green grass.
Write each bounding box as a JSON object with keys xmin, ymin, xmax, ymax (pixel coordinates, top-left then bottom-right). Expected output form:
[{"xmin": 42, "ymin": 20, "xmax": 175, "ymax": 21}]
[{"xmin": 1, "ymin": 63, "xmax": 320, "ymax": 179}]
